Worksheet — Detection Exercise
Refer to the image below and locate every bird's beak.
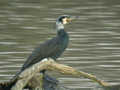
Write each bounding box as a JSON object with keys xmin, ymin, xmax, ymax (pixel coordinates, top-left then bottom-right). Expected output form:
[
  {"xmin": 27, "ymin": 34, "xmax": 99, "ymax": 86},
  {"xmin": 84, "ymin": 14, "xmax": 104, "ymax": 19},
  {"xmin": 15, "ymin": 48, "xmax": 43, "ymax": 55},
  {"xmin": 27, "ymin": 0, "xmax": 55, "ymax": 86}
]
[{"xmin": 67, "ymin": 16, "xmax": 77, "ymax": 23}]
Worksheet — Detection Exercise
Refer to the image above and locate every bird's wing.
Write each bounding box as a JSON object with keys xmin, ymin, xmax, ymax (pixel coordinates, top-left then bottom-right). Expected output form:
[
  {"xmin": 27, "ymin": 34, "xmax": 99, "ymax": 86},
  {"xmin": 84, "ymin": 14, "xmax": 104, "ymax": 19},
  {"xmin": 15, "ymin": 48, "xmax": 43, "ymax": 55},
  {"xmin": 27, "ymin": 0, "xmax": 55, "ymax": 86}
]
[{"xmin": 21, "ymin": 37, "xmax": 60, "ymax": 71}]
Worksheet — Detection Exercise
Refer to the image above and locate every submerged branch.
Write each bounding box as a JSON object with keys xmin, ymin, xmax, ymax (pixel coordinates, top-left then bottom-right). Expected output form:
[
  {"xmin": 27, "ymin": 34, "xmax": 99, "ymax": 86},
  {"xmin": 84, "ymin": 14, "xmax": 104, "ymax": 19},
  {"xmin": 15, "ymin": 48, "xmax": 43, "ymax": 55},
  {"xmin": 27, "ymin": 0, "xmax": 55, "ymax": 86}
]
[{"xmin": 11, "ymin": 59, "xmax": 110, "ymax": 90}]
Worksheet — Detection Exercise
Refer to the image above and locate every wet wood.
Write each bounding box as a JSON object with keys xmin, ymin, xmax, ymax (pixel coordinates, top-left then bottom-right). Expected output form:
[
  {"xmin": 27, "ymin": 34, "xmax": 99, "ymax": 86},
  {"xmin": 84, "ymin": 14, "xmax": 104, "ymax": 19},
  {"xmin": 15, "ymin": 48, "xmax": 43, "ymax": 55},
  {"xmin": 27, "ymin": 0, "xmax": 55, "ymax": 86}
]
[{"xmin": 11, "ymin": 58, "xmax": 110, "ymax": 90}]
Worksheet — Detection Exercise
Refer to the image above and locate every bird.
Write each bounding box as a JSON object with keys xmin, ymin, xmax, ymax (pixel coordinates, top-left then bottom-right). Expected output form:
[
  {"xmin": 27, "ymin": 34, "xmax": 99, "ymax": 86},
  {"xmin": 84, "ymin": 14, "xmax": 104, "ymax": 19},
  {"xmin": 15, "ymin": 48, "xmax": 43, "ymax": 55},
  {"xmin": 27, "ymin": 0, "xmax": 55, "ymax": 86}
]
[
  {"xmin": 20, "ymin": 15, "xmax": 75, "ymax": 72},
  {"xmin": 7, "ymin": 15, "xmax": 75, "ymax": 89}
]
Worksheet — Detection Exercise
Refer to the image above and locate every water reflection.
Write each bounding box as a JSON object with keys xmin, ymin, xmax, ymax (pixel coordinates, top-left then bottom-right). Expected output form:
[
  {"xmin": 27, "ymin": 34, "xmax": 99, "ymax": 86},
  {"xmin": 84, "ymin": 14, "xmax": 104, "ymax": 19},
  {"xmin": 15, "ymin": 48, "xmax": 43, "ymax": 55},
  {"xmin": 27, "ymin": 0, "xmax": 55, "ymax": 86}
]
[{"xmin": 0, "ymin": 0, "xmax": 120, "ymax": 89}]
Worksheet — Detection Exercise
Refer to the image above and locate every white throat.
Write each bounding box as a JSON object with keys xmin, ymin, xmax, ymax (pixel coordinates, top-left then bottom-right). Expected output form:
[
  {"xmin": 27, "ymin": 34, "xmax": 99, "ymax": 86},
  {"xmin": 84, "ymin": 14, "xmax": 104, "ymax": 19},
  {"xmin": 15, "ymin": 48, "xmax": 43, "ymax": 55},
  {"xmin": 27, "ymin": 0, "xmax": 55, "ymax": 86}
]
[{"xmin": 56, "ymin": 22, "xmax": 64, "ymax": 30}]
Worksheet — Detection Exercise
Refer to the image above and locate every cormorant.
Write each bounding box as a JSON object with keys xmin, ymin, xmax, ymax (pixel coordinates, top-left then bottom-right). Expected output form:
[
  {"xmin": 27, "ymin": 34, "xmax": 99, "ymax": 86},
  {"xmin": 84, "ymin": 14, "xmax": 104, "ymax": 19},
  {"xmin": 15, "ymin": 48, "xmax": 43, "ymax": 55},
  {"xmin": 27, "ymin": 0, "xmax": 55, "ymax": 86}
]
[
  {"xmin": 21, "ymin": 15, "xmax": 74, "ymax": 71},
  {"xmin": 9, "ymin": 15, "xmax": 75, "ymax": 89}
]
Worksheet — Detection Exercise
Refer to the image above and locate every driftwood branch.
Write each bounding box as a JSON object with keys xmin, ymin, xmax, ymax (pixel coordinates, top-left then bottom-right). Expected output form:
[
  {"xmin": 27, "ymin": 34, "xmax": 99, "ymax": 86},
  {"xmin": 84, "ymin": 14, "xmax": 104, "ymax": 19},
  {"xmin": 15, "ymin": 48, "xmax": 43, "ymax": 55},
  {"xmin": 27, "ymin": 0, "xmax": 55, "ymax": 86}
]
[{"xmin": 11, "ymin": 58, "xmax": 110, "ymax": 90}]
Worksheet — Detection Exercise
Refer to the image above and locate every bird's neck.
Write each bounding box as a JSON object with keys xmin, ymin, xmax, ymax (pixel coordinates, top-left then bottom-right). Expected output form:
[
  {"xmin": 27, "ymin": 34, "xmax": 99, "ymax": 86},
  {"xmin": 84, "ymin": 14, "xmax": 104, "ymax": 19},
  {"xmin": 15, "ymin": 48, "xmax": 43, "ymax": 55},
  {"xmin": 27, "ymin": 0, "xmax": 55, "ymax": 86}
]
[
  {"xmin": 56, "ymin": 22, "xmax": 68, "ymax": 37},
  {"xmin": 56, "ymin": 22, "xmax": 64, "ymax": 31}
]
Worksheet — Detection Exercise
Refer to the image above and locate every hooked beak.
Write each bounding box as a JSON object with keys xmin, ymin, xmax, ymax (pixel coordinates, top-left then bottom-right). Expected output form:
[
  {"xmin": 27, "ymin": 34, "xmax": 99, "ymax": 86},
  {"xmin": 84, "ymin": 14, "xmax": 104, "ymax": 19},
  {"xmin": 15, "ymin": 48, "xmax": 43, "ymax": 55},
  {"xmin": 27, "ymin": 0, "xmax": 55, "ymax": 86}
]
[{"xmin": 67, "ymin": 16, "xmax": 77, "ymax": 23}]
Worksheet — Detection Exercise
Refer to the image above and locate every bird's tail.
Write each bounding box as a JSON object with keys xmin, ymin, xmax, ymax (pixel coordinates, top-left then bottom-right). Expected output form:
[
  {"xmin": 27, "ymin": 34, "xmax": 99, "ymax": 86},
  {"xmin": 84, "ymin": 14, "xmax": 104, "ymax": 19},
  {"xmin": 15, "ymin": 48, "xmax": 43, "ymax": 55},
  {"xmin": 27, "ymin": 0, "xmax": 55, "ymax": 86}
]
[
  {"xmin": 0, "ymin": 71, "xmax": 21, "ymax": 90},
  {"xmin": 0, "ymin": 78, "xmax": 17, "ymax": 90}
]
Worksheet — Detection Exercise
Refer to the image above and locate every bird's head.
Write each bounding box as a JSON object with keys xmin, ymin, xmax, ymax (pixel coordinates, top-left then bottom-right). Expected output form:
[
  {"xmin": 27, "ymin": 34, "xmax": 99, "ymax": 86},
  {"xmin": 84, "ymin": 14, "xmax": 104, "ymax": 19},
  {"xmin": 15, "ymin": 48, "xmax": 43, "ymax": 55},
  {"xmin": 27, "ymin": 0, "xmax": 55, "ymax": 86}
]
[
  {"xmin": 57, "ymin": 15, "xmax": 73, "ymax": 25},
  {"xmin": 56, "ymin": 15, "xmax": 76, "ymax": 30}
]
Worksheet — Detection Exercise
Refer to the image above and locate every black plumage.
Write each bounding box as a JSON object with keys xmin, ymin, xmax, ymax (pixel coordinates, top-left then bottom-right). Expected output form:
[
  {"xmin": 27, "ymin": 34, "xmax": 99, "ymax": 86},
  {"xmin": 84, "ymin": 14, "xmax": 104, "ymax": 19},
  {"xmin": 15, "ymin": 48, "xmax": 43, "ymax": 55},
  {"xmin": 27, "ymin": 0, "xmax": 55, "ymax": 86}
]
[
  {"xmin": 9, "ymin": 15, "xmax": 74, "ymax": 89},
  {"xmin": 21, "ymin": 15, "xmax": 71, "ymax": 71},
  {"xmin": 21, "ymin": 29, "xmax": 69, "ymax": 71}
]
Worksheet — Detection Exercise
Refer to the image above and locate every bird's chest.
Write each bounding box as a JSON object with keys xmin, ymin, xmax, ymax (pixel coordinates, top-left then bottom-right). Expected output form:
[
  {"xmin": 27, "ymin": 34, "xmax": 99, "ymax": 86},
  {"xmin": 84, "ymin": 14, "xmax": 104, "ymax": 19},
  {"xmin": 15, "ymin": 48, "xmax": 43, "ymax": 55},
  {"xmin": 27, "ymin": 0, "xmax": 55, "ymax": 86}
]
[
  {"xmin": 53, "ymin": 36, "xmax": 69, "ymax": 58},
  {"xmin": 59, "ymin": 36, "xmax": 69, "ymax": 50}
]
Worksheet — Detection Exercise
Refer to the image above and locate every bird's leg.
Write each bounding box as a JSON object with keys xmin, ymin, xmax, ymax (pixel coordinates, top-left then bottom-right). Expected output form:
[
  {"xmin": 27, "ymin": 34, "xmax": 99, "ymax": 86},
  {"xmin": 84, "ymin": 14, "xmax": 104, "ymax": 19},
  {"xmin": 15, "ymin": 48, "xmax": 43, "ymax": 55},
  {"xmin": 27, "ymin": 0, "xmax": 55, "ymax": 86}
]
[{"xmin": 43, "ymin": 74, "xmax": 59, "ymax": 84}]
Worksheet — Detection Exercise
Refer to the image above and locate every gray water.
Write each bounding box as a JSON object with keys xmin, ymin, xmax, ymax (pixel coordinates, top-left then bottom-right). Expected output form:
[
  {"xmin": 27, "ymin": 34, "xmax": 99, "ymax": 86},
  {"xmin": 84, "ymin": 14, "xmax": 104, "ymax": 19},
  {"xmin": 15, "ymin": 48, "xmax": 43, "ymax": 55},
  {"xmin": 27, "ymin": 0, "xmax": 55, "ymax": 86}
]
[{"xmin": 0, "ymin": 0, "xmax": 120, "ymax": 89}]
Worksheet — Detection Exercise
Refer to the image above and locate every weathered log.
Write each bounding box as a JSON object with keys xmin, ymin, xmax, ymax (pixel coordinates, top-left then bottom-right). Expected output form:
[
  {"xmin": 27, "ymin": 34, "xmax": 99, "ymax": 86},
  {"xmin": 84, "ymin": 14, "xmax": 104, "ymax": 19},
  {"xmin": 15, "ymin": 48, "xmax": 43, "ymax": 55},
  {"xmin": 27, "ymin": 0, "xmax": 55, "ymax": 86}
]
[{"xmin": 11, "ymin": 58, "xmax": 110, "ymax": 90}]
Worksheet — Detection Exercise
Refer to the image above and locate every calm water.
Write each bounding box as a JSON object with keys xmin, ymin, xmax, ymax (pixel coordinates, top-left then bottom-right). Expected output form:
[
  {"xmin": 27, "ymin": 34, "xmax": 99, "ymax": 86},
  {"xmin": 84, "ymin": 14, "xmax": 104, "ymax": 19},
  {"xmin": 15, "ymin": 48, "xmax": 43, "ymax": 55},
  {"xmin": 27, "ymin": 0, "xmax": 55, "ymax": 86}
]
[{"xmin": 0, "ymin": 0, "xmax": 120, "ymax": 90}]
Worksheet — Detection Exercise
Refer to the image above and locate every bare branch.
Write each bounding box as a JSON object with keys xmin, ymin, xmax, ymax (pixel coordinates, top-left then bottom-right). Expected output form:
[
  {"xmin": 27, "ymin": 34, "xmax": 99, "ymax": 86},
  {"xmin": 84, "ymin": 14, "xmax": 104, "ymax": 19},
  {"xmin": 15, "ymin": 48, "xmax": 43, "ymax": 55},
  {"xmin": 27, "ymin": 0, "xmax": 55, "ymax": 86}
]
[{"xmin": 11, "ymin": 58, "xmax": 110, "ymax": 90}]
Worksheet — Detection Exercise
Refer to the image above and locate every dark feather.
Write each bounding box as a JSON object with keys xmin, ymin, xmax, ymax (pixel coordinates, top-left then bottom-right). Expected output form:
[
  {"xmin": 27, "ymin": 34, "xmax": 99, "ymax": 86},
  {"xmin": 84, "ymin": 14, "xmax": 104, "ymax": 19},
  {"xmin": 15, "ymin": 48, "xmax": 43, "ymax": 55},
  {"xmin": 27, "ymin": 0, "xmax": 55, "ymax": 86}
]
[
  {"xmin": 21, "ymin": 29, "xmax": 69, "ymax": 71},
  {"xmin": 9, "ymin": 15, "xmax": 70, "ymax": 89}
]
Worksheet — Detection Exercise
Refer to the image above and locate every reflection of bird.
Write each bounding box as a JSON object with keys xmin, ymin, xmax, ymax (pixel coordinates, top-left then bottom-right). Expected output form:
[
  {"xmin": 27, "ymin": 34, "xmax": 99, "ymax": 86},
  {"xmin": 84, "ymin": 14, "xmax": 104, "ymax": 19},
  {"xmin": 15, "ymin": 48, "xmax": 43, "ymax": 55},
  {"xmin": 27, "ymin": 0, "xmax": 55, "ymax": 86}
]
[{"xmin": 5, "ymin": 15, "xmax": 75, "ymax": 89}]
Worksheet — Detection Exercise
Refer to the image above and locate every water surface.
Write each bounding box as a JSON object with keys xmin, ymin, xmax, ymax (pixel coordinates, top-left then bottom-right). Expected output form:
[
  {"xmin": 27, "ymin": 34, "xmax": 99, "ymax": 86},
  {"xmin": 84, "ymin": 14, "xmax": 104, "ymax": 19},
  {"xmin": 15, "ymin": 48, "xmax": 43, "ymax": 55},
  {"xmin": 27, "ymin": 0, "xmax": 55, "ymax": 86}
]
[{"xmin": 0, "ymin": 0, "xmax": 120, "ymax": 89}]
